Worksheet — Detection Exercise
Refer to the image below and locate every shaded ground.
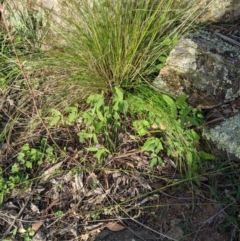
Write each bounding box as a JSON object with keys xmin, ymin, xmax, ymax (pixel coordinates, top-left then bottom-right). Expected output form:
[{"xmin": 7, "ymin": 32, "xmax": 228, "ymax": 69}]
[
  {"xmin": 93, "ymin": 192, "xmax": 230, "ymax": 241},
  {"xmin": 0, "ymin": 148, "xmax": 237, "ymax": 241}
]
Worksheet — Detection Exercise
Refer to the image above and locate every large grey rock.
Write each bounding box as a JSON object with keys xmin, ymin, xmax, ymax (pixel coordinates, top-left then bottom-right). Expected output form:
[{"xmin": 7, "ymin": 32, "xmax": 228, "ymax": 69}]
[
  {"xmin": 203, "ymin": 114, "xmax": 240, "ymax": 158},
  {"xmin": 188, "ymin": 0, "xmax": 240, "ymax": 23},
  {"xmin": 154, "ymin": 30, "xmax": 240, "ymax": 109}
]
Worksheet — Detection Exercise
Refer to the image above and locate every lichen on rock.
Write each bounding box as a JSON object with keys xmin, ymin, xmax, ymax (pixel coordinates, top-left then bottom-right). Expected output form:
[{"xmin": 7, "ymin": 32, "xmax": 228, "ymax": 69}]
[
  {"xmin": 203, "ymin": 114, "xmax": 240, "ymax": 158},
  {"xmin": 154, "ymin": 30, "xmax": 240, "ymax": 109}
]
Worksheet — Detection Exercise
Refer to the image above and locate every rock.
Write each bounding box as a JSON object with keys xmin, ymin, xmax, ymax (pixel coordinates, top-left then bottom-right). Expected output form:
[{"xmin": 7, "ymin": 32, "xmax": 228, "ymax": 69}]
[
  {"xmin": 6, "ymin": 0, "xmax": 240, "ymax": 25},
  {"xmin": 154, "ymin": 30, "xmax": 240, "ymax": 109},
  {"xmin": 185, "ymin": 0, "xmax": 240, "ymax": 23},
  {"xmin": 203, "ymin": 114, "xmax": 240, "ymax": 158}
]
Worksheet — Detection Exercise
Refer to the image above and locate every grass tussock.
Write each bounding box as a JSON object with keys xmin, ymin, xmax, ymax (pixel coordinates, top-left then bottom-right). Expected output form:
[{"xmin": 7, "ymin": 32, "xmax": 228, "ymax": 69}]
[
  {"xmin": 31, "ymin": 0, "xmax": 201, "ymax": 94},
  {"xmin": 0, "ymin": 0, "xmax": 208, "ymax": 169}
]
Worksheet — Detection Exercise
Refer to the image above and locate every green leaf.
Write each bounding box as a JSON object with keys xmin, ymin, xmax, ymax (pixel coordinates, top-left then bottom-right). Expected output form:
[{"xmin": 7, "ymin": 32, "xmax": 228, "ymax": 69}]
[
  {"xmin": 25, "ymin": 161, "xmax": 32, "ymax": 169},
  {"xmin": 170, "ymin": 106, "xmax": 177, "ymax": 119},
  {"xmin": 180, "ymin": 116, "xmax": 186, "ymax": 128},
  {"xmin": 113, "ymin": 111, "xmax": 120, "ymax": 120},
  {"xmin": 17, "ymin": 152, "xmax": 25, "ymax": 162},
  {"xmin": 186, "ymin": 152, "xmax": 193, "ymax": 167},
  {"xmin": 175, "ymin": 95, "xmax": 187, "ymax": 108},
  {"xmin": 119, "ymin": 100, "xmax": 128, "ymax": 113},
  {"xmin": 97, "ymin": 110, "xmax": 104, "ymax": 121},
  {"xmin": 180, "ymin": 107, "xmax": 192, "ymax": 116},
  {"xmin": 86, "ymin": 147, "xmax": 99, "ymax": 152},
  {"xmin": 113, "ymin": 101, "xmax": 120, "ymax": 111},
  {"xmin": 29, "ymin": 230, "xmax": 35, "ymax": 237},
  {"xmin": 95, "ymin": 148, "xmax": 109, "ymax": 162},
  {"xmin": 155, "ymin": 142, "xmax": 163, "ymax": 153},
  {"xmin": 12, "ymin": 226, "xmax": 18, "ymax": 237},
  {"xmin": 81, "ymin": 111, "xmax": 94, "ymax": 125},
  {"xmin": 162, "ymin": 94, "xmax": 175, "ymax": 106},
  {"xmin": 41, "ymin": 138, "xmax": 47, "ymax": 148},
  {"xmin": 94, "ymin": 121, "xmax": 104, "ymax": 132},
  {"xmin": 142, "ymin": 138, "xmax": 157, "ymax": 152},
  {"xmin": 187, "ymin": 130, "xmax": 200, "ymax": 141},
  {"xmin": 95, "ymin": 96, "xmax": 104, "ymax": 110},
  {"xmin": 87, "ymin": 94, "xmax": 100, "ymax": 104},
  {"xmin": 50, "ymin": 108, "xmax": 62, "ymax": 116},
  {"xmin": 142, "ymin": 120, "xmax": 150, "ymax": 127},
  {"xmin": 158, "ymin": 157, "xmax": 164, "ymax": 166},
  {"xmin": 198, "ymin": 151, "xmax": 215, "ymax": 160},
  {"xmin": 55, "ymin": 210, "xmax": 63, "ymax": 218},
  {"xmin": 150, "ymin": 157, "xmax": 158, "ymax": 168},
  {"xmin": 162, "ymin": 95, "xmax": 177, "ymax": 118},
  {"xmin": 65, "ymin": 106, "xmax": 78, "ymax": 113},
  {"xmin": 158, "ymin": 54, "xmax": 167, "ymax": 63},
  {"xmin": 114, "ymin": 87, "xmax": 123, "ymax": 102},
  {"xmin": 95, "ymin": 149, "xmax": 105, "ymax": 161},
  {"xmin": 186, "ymin": 116, "xmax": 199, "ymax": 127},
  {"xmin": 0, "ymin": 192, "xmax": 4, "ymax": 206},
  {"xmin": 77, "ymin": 132, "xmax": 93, "ymax": 143},
  {"xmin": 67, "ymin": 112, "xmax": 78, "ymax": 124},
  {"xmin": 87, "ymin": 94, "xmax": 104, "ymax": 111},
  {"xmin": 133, "ymin": 120, "xmax": 149, "ymax": 136},
  {"xmin": 11, "ymin": 164, "xmax": 19, "ymax": 173},
  {"xmin": 50, "ymin": 116, "xmax": 61, "ymax": 127},
  {"xmin": 93, "ymin": 133, "xmax": 99, "ymax": 144},
  {"xmin": 139, "ymin": 128, "xmax": 148, "ymax": 136},
  {"xmin": 22, "ymin": 143, "xmax": 30, "ymax": 152}
]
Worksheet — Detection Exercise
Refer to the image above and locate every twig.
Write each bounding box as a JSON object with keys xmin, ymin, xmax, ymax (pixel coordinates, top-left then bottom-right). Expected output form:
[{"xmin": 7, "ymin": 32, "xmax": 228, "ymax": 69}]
[{"xmin": 195, "ymin": 116, "xmax": 225, "ymax": 130}]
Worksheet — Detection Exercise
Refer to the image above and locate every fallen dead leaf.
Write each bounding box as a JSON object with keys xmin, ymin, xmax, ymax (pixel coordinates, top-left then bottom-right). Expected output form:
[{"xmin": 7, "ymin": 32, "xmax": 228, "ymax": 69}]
[
  {"xmin": 30, "ymin": 202, "xmax": 40, "ymax": 213},
  {"xmin": 6, "ymin": 96, "xmax": 14, "ymax": 106},
  {"xmin": 31, "ymin": 220, "xmax": 44, "ymax": 232},
  {"xmin": 73, "ymin": 149, "xmax": 79, "ymax": 159},
  {"xmin": 105, "ymin": 222, "xmax": 126, "ymax": 232},
  {"xmin": 41, "ymin": 161, "xmax": 63, "ymax": 182},
  {"xmin": 80, "ymin": 233, "xmax": 89, "ymax": 241}
]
